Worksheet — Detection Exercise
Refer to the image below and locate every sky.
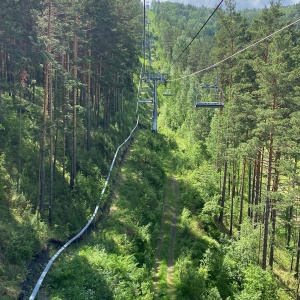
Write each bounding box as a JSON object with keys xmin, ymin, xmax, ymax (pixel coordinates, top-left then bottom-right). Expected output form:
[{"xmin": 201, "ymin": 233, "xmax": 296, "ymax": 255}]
[{"xmin": 157, "ymin": 0, "xmax": 300, "ymax": 10}]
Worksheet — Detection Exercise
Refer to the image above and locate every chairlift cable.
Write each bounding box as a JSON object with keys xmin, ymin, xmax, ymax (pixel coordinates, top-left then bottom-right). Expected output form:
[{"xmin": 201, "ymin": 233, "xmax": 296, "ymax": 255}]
[
  {"xmin": 167, "ymin": 0, "xmax": 224, "ymax": 72},
  {"xmin": 168, "ymin": 17, "xmax": 300, "ymax": 82},
  {"xmin": 143, "ymin": 0, "xmax": 146, "ymax": 74},
  {"xmin": 189, "ymin": 0, "xmax": 214, "ymax": 32},
  {"xmin": 163, "ymin": 0, "xmax": 214, "ymax": 73}
]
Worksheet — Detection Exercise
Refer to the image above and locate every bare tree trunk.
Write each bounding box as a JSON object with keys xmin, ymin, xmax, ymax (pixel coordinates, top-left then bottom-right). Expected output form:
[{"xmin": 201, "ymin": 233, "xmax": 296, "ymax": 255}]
[
  {"xmin": 63, "ymin": 40, "xmax": 70, "ymax": 180},
  {"xmin": 219, "ymin": 159, "xmax": 228, "ymax": 223},
  {"xmin": 230, "ymin": 163, "xmax": 236, "ymax": 236},
  {"xmin": 259, "ymin": 148, "xmax": 264, "ymax": 207},
  {"xmin": 70, "ymin": 21, "xmax": 78, "ymax": 189},
  {"xmin": 87, "ymin": 27, "xmax": 91, "ymax": 151},
  {"xmin": 48, "ymin": 62, "xmax": 53, "ymax": 226},
  {"xmin": 39, "ymin": 2, "xmax": 52, "ymax": 216},
  {"xmin": 47, "ymin": 0, "xmax": 53, "ymax": 225},
  {"xmin": 0, "ymin": 50, "xmax": 4, "ymax": 122},
  {"xmin": 262, "ymin": 132, "xmax": 273, "ymax": 270},
  {"xmin": 239, "ymin": 157, "xmax": 247, "ymax": 231},
  {"xmin": 287, "ymin": 206, "xmax": 294, "ymax": 248},
  {"xmin": 248, "ymin": 162, "xmax": 252, "ymax": 218},
  {"xmin": 228, "ymin": 169, "xmax": 231, "ymax": 199},
  {"xmin": 53, "ymin": 120, "xmax": 59, "ymax": 173},
  {"xmin": 251, "ymin": 159, "xmax": 256, "ymax": 221},
  {"xmin": 254, "ymin": 151, "xmax": 261, "ymax": 223},
  {"xmin": 287, "ymin": 157, "xmax": 297, "ymax": 247},
  {"xmin": 0, "ymin": 88, "xmax": 2, "ymax": 123},
  {"xmin": 295, "ymin": 226, "xmax": 300, "ymax": 279},
  {"xmin": 269, "ymin": 151, "xmax": 281, "ymax": 269},
  {"xmin": 39, "ymin": 65, "xmax": 48, "ymax": 215}
]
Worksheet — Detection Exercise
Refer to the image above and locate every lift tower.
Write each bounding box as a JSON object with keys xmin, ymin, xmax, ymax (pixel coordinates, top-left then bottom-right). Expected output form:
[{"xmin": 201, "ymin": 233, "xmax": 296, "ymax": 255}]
[{"xmin": 144, "ymin": 73, "xmax": 167, "ymax": 133}]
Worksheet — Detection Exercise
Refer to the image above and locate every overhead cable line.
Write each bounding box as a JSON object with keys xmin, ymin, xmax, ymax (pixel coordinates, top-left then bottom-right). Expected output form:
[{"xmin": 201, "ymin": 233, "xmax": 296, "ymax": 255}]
[
  {"xmin": 166, "ymin": 0, "xmax": 213, "ymax": 69},
  {"xmin": 167, "ymin": 0, "xmax": 224, "ymax": 71},
  {"xmin": 168, "ymin": 17, "xmax": 300, "ymax": 82},
  {"xmin": 189, "ymin": 0, "xmax": 213, "ymax": 32},
  {"xmin": 143, "ymin": 0, "xmax": 146, "ymax": 74}
]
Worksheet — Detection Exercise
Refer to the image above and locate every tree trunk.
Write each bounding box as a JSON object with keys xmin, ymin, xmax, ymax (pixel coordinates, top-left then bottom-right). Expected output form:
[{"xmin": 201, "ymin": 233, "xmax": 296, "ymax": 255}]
[
  {"xmin": 39, "ymin": 63, "xmax": 48, "ymax": 216},
  {"xmin": 0, "ymin": 88, "xmax": 2, "ymax": 123},
  {"xmin": 87, "ymin": 29, "xmax": 91, "ymax": 151},
  {"xmin": 63, "ymin": 40, "xmax": 70, "ymax": 180},
  {"xmin": 251, "ymin": 159, "xmax": 256, "ymax": 221},
  {"xmin": 287, "ymin": 157, "xmax": 297, "ymax": 247},
  {"xmin": 269, "ymin": 151, "xmax": 281, "ymax": 269},
  {"xmin": 70, "ymin": 22, "xmax": 78, "ymax": 189},
  {"xmin": 295, "ymin": 226, "xmax": 300, "ymax": 279},
  {"xmin": 238, "ymin": 157, "xmax": 247, "ymax": 231},
  {"xmin": 262, "ymin": 132, "xmax": 273, "ymax": 270},
  {"xmin": 247, "ymin": 162, "xmax": 252, "ymax": 218},
  {"xmin": 39, "ymin": 0, "xmax": 52, "ymax": 218},
  {"xmin": 254, "ymin": 150, "xmax": 261, "ymax": 223},
  {"xmin": 219, "ymin": 159, "xmax": 228, "ymax": 223},
  {"xmin": 230, "ymin": 162, "xmax": 236, "ymax": 236},
  {"xmin": 47, "ymin": 0, "xmax": 53, "ymax": 225},
  {"xmin": 48, "ymin": 62, "xmax": 53, "ymax": 226}
]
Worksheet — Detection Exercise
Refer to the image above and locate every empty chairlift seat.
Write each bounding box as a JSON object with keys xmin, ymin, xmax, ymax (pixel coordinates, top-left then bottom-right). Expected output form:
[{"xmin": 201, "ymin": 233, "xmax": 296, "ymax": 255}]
[
  {"xmin": 195, "ymin": 101, "xmax": 224, "ymax": 108},
  {"xmin": 194, "ymin": 85, "xmax": 224, "ymax": 108},
  {"xmin": 163, "ymin": 89, "xmax": 173, "ymax": 96}
]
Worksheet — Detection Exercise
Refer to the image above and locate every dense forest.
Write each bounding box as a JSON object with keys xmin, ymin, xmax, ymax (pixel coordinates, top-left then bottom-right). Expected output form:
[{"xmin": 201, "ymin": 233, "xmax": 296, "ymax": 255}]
[
  {"xmin": 0, "ymin": 0, "xmax": 142, "ymax": 298},
  {"xmin": 153, "ymin": 0, "xmax": 300, "ymax": 299},
  {"xmin": 1, "ymin": 0, "xmax": 300, "ymax": 299}
]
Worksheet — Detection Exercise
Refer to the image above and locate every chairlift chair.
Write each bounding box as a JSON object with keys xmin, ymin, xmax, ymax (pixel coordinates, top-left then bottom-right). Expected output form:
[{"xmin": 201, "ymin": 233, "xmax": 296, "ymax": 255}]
[
  {"xmin": 163, "ymin": 89, "xmax": 173, "ymax": 97},
  {"xmin": 194, "ymin": 85, "xmax": 224, "ymax": 108},
  {"xmin": 195, "ymin": 102, "xmax": 224, "ymax": 108},
  {"xmin": 138, "ymin": 98, "xmax": 153, "ymax": 103}
]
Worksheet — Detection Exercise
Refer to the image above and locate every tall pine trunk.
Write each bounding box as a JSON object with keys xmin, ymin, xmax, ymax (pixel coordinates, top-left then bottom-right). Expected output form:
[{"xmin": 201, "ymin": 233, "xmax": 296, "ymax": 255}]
[
  {"xmin": 295, "ymin": 226, "xmax": 300, "ymax": 279},
  {"xmin": 219, "ymin": 160, "xmax": 228, "ymax": 223},
  {"xmin": 248, "ymin": 162, "xmax": 252, "ymax": 218},
  {"xmin": 230, "ymin": 162, "xmax": 236, "ymax": 236},
  {"xmin": 262, "ymin": 132, "xmax": 273, "ymax": 270},
  {"xmin": 269, "ymin": 151, "xmax": 281, "ymax": 269},
  {"xmin": 70, "ymin": 21, "xmax": 78, "ymax": 189},
  {"xmin": 287, "ymin": 157, "xmax": 297, "ymax": 247},
  {"xmin": 39, "ymin": 0, "xmax": 52, "ymax": 216},
  {"xmin": 254, "ymin": 150, "xmax": 262, "ymax": 223},
  {"xmin": 238, "ymin": 157, "xmax": 247, "ymax": 231},
  {"xmin": 87, "ymin": 27, "xmax": 91, "ymax": 151}
]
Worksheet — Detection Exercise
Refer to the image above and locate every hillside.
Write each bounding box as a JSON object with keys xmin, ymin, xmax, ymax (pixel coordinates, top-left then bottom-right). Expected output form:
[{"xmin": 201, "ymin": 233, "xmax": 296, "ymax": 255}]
[{"xmin": 1, "ymin": 0, "xmax": 300, "ymax": 299}]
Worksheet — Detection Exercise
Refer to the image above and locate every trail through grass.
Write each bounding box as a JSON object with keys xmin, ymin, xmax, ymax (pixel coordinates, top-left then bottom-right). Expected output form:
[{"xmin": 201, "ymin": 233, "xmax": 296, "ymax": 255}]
[{"xmin": 153, "ymin": 177, "xmax": 179, "ymax": 300}]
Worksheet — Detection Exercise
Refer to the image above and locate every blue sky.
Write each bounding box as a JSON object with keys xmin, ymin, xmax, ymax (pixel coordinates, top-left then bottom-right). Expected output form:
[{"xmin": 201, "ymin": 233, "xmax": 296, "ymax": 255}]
[{"xmin": 157, "ymin": 0, "xmax": 300, "ymax": 10}]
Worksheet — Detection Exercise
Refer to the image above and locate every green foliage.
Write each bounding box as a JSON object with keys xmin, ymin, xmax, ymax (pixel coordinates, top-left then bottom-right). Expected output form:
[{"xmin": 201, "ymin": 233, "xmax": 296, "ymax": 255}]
[
  {"xmin": 199, "ymin": 195, "xmax": 222, "ymax": 237},
  {"xmin": 50, "ymin": 246, "xmax": 152, "ymax": 300},
  {"xmin": 175, "ymin": 253, "xmax": 207, "ymax": 299},
  {"xmin": 174, "ymin": 248, "xmax": 224, "ymax": 300},
  {"xmin": 1, "ymin": 0, "xmax": 300, "ymax": 298},
  {"xmin": 46, "ymin": 129, "xmax": 168, "ymax": 298},
  {"xmin": 236, "ymin": 265, "xmax": 278, "ymax": 300}
]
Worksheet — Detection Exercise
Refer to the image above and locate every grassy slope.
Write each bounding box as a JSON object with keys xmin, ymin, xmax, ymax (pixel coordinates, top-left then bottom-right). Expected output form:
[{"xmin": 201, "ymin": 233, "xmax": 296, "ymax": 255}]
[
  {"xmin": 39, "ymin": 119, "xmax": 227, "ymax": 299},
  {"xmin": 0, "ymin": 89, "xmax": 137, "ymax": 299}
]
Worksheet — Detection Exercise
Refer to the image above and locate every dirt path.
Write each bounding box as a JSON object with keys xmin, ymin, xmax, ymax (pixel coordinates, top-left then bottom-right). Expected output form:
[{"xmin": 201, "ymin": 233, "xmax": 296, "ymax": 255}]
[
  {"xmin": 153, "ymin": 178, "xmax": 179, "ymax": 299},
  {"xmin": 167, "ymin": 179, "xmax": 178, "ymax": 299}
]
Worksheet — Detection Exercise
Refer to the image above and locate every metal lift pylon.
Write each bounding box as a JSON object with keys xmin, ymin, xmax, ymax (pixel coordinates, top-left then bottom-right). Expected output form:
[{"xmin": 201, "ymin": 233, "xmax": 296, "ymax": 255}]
[{"xmin": 142, "ymin": 73, "xmax": 167, "ymax": 133}]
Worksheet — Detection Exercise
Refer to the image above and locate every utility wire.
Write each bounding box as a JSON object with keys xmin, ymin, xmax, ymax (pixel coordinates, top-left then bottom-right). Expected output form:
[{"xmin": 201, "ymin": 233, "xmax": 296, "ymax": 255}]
[
  {"xmin": 189, "ymin": 0, "xmax": 214, "ymax": 33},
  {"xmin": 168, "ymin": 17, "xmax": 300, "ymax": 82},
  {"xmin": 143, "ymin": 0, "xmax": 146, "ymax": 74},
  {"xmin": 168, "ymin": 0, "xmax": 224, "ymax": 71}
]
